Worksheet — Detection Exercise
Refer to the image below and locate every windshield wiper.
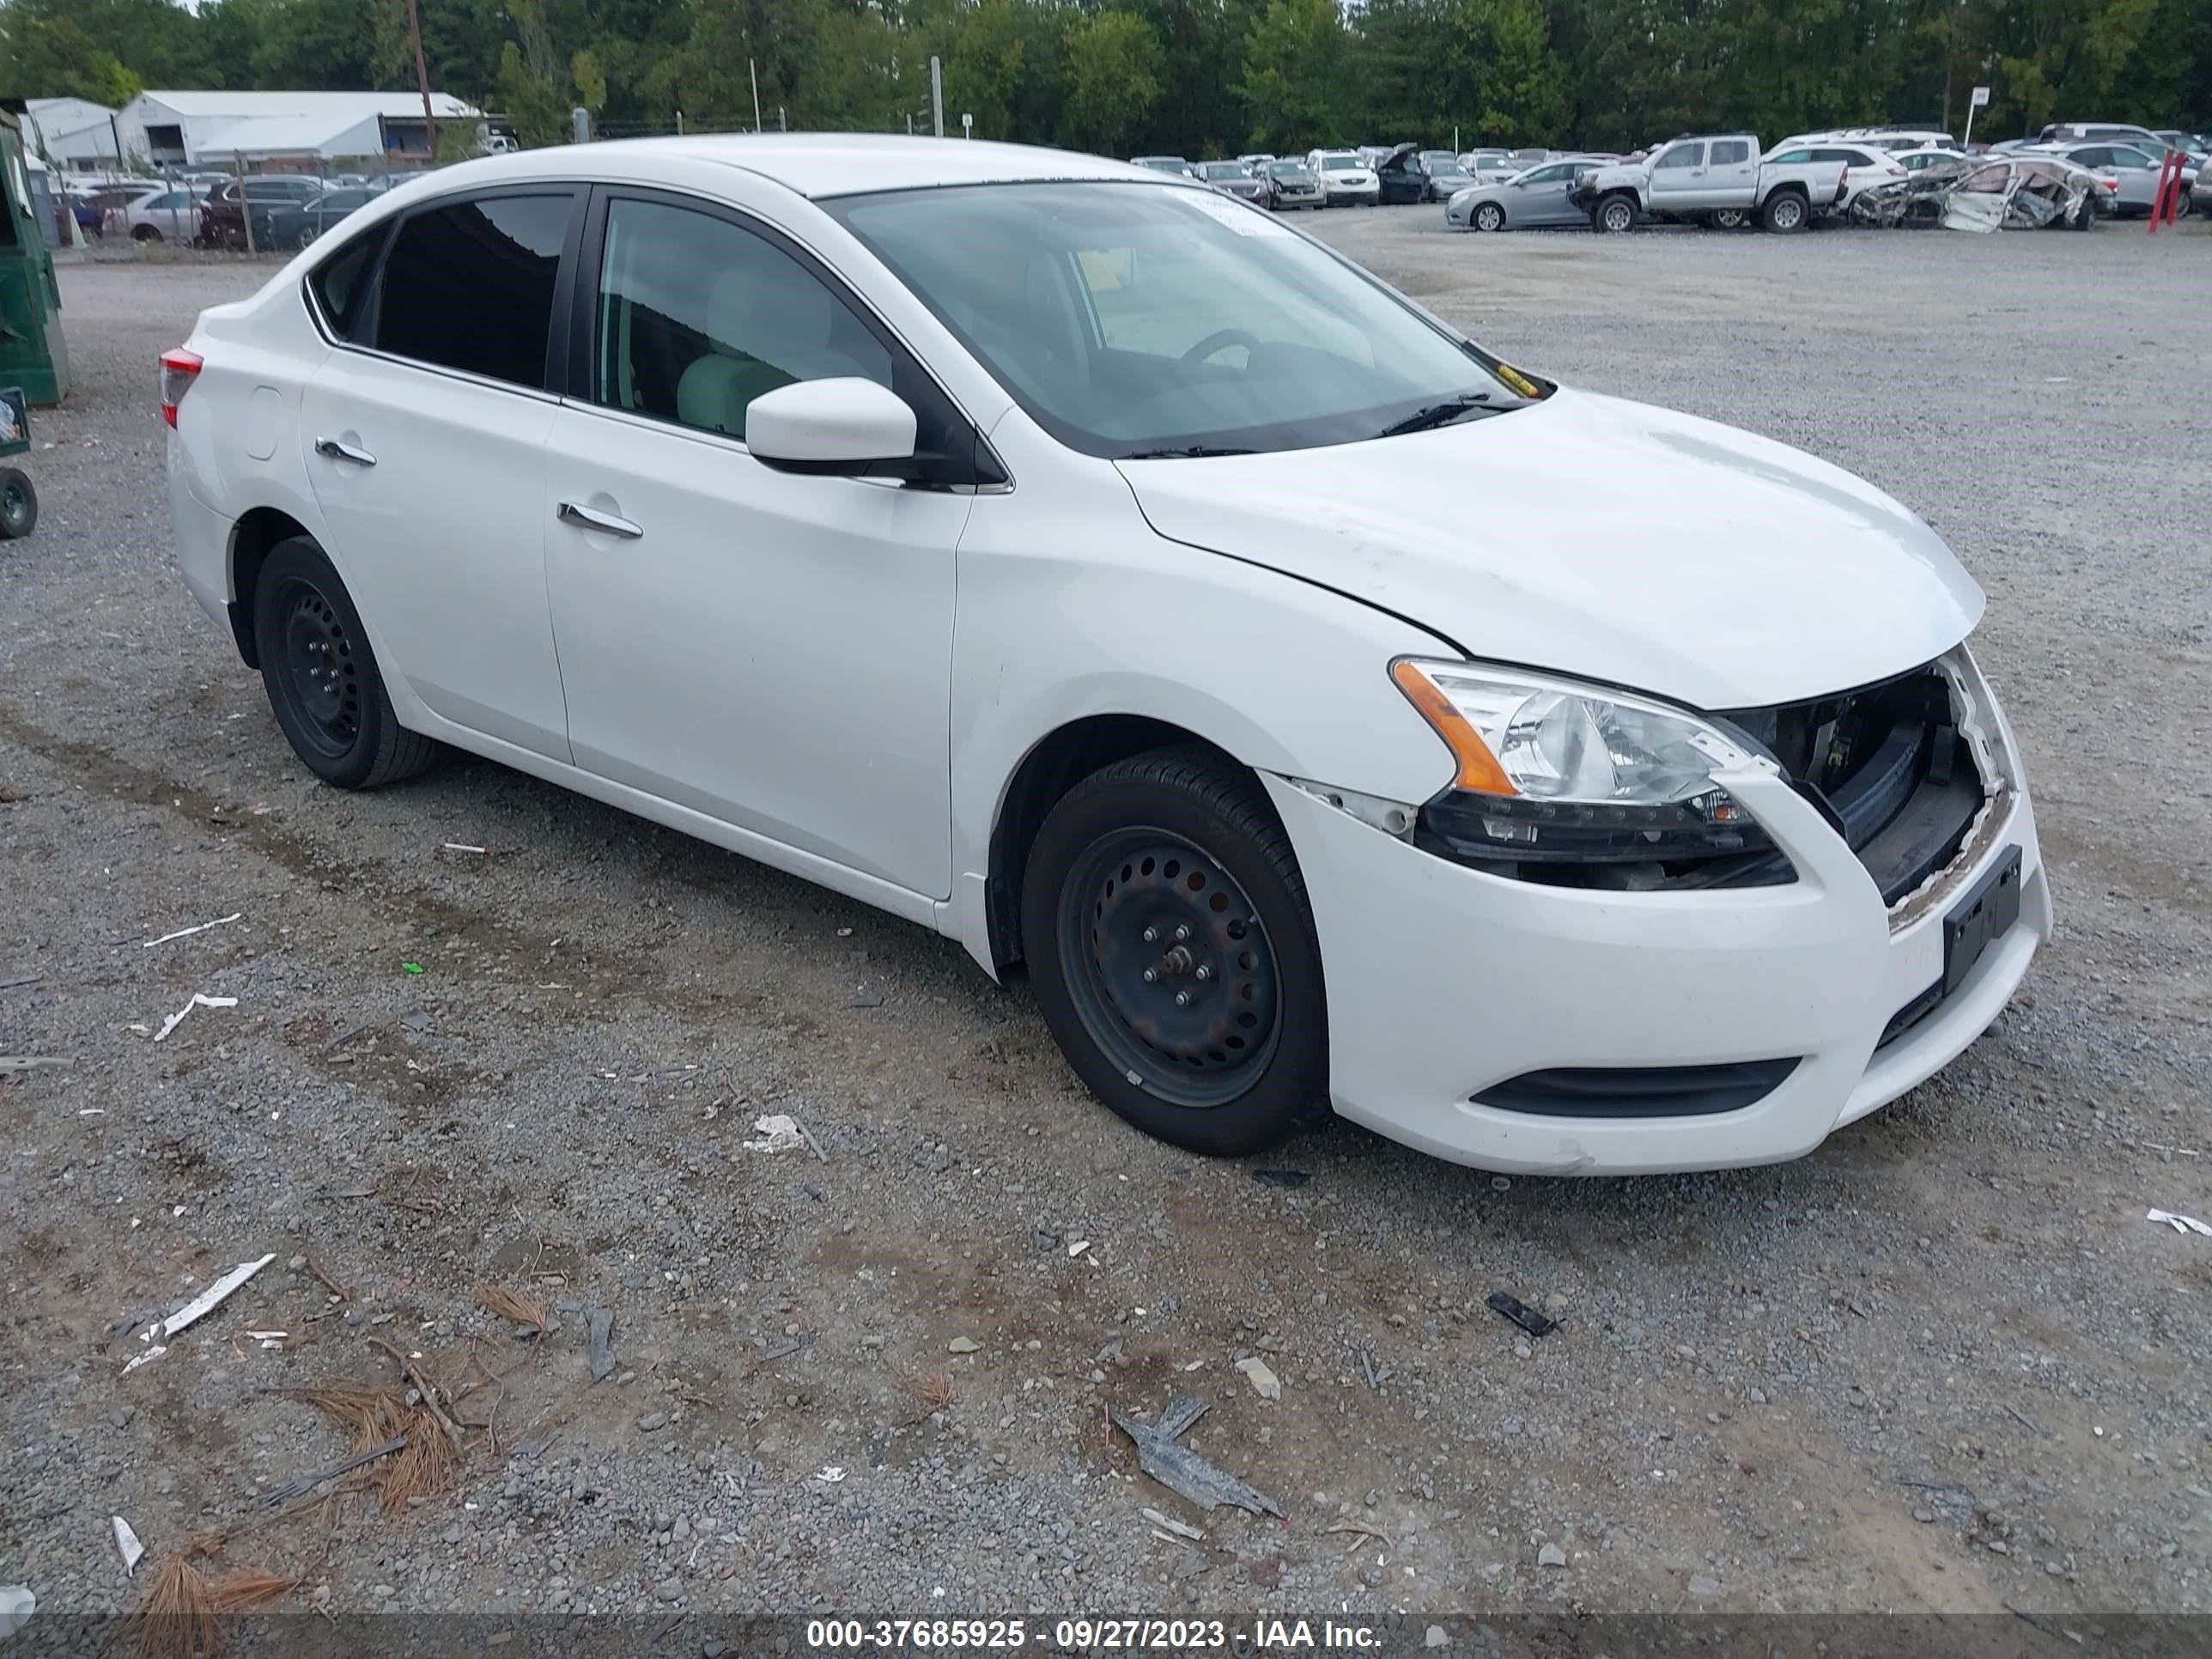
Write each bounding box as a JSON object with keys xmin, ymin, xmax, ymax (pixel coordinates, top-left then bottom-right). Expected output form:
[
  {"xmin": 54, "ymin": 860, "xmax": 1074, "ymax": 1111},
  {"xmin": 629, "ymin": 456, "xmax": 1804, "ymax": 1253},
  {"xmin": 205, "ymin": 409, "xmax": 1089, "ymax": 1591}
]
[
  {"xmin": 1375, "ymin": 392, "xmax": 1497, "ymax": 439},
  {"xmin": 1120, "ymin": 445, "xmax": 1258, "ymax": 460}
]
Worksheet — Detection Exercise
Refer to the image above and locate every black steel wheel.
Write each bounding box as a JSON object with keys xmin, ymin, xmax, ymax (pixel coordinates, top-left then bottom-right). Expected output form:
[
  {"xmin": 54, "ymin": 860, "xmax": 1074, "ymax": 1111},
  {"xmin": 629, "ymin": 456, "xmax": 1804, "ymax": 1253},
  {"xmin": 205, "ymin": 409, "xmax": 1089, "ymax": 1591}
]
[
  {"xmin": 1021, "ymin": 748, "xmax": 1328, "ymax": 1157},
  {"xmin": 270, "ymin": 574, "xmax": 362, "ymax": 761},
  {"xmin": 1059, "ymin": 831, "xmax": 1282, "ymax": 1108},
  {"xmin": 0, "ymin": 468, "xmax": 36, "ymax": 540},
  {"xmin": 252, "ymin": 536, "xmax": 437, "ymax": 789}
]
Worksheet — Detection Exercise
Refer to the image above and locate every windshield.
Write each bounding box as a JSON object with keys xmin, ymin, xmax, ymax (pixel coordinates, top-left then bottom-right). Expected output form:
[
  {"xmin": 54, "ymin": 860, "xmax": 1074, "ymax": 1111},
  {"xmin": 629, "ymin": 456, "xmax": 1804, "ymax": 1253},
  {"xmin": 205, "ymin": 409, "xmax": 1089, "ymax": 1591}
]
[
  {"xmin": 1318, "ymin": 154, "xmax": 1360, "ymax": 172},
  {"xmin": 826, "ymin": 182, "xmax": 1537, "ymax": 461},
  {"xmin": 1201, "ymin": 162, "xmax": 1246, "ymax": 179},
  {"xmin": 1267, "ymin": 162, "xmax": 1310, "ymax": 179},
  {"xmin": 1136, "ymin": 158, "xmax": 1187, "ymax": 173}
]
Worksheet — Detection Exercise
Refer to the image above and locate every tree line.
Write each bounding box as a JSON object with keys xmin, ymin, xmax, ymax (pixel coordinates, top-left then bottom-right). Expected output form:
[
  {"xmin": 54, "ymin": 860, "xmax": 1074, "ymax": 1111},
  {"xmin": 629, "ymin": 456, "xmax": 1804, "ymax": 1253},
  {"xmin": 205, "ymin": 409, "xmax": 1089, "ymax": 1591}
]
[{"xmin": 7, "ymin": 0, "xmax": 2207, "ymax": 162}]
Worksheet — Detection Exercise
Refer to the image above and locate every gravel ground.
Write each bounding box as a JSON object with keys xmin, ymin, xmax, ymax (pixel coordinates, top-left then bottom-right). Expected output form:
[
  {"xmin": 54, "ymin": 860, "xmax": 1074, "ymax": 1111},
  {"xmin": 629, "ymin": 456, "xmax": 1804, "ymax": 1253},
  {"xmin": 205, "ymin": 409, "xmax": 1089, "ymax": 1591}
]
[{"xmin": 3, "ymin": 217, "xmax": 2209, "ymax": 1639}]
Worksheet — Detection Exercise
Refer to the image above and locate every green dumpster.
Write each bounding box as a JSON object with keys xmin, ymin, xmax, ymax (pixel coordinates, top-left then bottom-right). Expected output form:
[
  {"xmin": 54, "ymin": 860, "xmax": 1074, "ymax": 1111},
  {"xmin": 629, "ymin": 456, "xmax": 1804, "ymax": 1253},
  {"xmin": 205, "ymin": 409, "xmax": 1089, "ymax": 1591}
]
[{"xmin": 0, "ymin": 102, "xmax": 70, "ymax": 405}]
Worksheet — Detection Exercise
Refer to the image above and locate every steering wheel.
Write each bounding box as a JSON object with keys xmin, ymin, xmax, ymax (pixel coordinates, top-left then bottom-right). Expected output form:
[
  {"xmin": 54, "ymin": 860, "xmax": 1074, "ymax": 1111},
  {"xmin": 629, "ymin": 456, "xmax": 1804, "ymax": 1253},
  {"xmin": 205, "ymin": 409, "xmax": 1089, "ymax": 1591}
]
[{"xmin": 1180, "ymin": 328, "xmax": 1260, "ymax": 367}]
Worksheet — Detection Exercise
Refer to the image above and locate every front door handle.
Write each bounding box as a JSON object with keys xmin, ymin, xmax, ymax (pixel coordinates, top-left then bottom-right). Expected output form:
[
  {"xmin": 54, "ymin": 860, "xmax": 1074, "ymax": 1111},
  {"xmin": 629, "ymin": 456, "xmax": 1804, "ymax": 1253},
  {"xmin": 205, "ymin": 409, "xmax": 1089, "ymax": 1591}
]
[
  {"xmin": 557, "ymin": 501, "xmax": 644, "ymax": 539},
  {"xmin": 313, "ymin": 436, "xmax": 376, "ymax": 467}
]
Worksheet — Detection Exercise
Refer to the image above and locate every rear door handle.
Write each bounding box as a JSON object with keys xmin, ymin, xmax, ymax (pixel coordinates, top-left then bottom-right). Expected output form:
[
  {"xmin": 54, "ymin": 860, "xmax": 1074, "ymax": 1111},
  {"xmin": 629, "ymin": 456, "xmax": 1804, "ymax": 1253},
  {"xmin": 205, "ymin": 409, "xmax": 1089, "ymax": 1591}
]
[
  {"xmin": 557, "ymin": 501, "xmax": 643, "ymax": 539},
  {"xmin": 313, "ymin": 436, "xmax": 376, "ymax": 467}
]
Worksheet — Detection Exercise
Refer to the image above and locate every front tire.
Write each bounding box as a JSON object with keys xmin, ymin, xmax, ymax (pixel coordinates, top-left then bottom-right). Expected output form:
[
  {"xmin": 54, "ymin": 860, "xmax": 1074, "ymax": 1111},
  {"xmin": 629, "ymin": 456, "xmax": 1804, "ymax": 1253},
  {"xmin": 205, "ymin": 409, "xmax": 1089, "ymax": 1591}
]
[
  {"xmin": 1474, "ymin": 202, "xmax": 1504, "ymax": 232},
  {"xmin": 252, "ymin": 536, "xmax": 437, "ymax": 789},
  {"xmin": 132, "ymin": 225, "xmax": 162, "ymax": 244},
  {"xmin": 1595, "ymin": 194, "xmax": 1637, "ymax": 233},
  {"xmin": 1020, "ymin": 749, "xmax": 1329, "ymax": 1158},
  {"xmin": 1710, "ymin": 206, "xmax": 1748, "ymax": 229}
]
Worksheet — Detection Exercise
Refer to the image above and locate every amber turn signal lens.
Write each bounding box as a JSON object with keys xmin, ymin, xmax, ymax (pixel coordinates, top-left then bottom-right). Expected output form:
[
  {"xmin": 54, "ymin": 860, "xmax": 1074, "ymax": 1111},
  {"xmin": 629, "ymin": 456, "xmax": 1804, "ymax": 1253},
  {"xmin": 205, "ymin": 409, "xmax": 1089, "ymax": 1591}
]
[{"xmin": 1390, "ymin": 660, "xmax": 1518, "ymax": 797}]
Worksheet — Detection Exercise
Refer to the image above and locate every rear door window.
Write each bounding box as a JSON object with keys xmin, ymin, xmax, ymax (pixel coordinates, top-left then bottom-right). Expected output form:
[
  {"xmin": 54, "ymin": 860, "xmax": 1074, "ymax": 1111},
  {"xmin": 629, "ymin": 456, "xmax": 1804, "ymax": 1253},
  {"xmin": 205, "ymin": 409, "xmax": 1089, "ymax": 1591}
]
[
  {"xmin": 308, "ymin": 231, "xmax": 383, "ymax": 341},
  {"xmin": 372, "ymin": 193, "xmax": 574, "ymax": 388},
  {"xmin": 1708, "ymin": 140, "xmax": 1751, "ymax": 165}
]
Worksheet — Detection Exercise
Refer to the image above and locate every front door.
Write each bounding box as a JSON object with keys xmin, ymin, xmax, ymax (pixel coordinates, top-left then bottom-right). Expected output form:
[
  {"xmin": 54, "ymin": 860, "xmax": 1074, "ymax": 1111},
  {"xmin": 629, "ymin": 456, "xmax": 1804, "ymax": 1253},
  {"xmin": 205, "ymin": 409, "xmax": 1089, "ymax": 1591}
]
[
  {"xmin": 541, "ymin": 190, "xmax": 972, "ymax": 900},
  {"xmin": 1649, "ymin": 140, "xmax": 1707, "ymax": 212},
  {"xmin": 1516, "ymin": 164, "xmax": 1578, "ymax": 224},
  {"xmin": 298, "ymin": 188, "xmax": 579, "ymax": 762}
]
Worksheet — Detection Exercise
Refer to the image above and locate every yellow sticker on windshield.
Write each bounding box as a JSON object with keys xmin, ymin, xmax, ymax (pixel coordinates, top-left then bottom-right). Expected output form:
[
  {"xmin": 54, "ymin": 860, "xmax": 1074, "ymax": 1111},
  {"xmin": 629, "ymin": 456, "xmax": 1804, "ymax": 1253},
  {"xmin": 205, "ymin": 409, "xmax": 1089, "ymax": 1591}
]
[{"xmin": 1076, "ymin": 247, "xmax": 1131, "ymax": 291}]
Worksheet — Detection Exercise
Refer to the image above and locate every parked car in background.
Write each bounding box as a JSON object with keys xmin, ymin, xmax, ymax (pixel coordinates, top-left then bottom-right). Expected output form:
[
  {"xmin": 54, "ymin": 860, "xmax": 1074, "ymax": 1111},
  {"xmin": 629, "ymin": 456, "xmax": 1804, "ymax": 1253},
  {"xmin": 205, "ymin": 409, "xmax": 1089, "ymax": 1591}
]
[
  {"xmin": 2030, "ymin": 142, "xmax": 2194, "ymax": 216},
  {"xmin": 1130, "ymin": 155, "xmax": 1194, "ymax": 178},
  {"xmin": 1261, "ymin": 159, "xmax": 1325, "ymax": 210},
  {"xmin": 2196, "ymin": 161, "xmax": 2212, "ymax": 216},
  {"xmin": 1375, "ymin": 144, "xmax": 1431, "ymax": 204},
  {"xmin": 1449, "ymin": 158, "xmax": 1595, "ymax": 230},
  {"xmin": 1460, "ymin": 150, "xmax": 1515, "ymax": 184},
  {"xmin": 1237, "ymin": 153, "xmax": 1275, "ymax": 169},
  {"xmin": 1195, "ymin": 160, "xmax": 1269, "ymax": 205},
  {"xmin": 1762, "ymin": 138, "xmax": 1909, "ymax": 212},
  {"xmin": 1572, "ymin": 135, "xmax": 1847, "ymax": 232},
  {"xmin": 2038, "ymin": 122, "xmax": 2172, "ymax": 154},
  {"xmin": 198, "ymin": 175, "xmax": 325, "ymax": 250},
  {"xmin": 125, "ymin": 187, "xmax": 203, "ymax": 243},
  {"xmin": 265, "ymin": 184, "xmax": 384, "ymax": 249},
  {"xmin": 1423, "ymin": 156, "xmax": 1473, "ymax": 200},
  {"xmin": 1782, "ymin": 126, "xmax": 1955, "ymax": 153},
  {"xmin": 162, "ymin": 137, "xmax": 2051, "ymax": 1176},
  {"xmin": 1894, "ymin": 146, "xmax": 1969, "ymax": 173},
  {"xmin": 1307, "ymin": 149, "xmax": 1381, "ymax": 206}
]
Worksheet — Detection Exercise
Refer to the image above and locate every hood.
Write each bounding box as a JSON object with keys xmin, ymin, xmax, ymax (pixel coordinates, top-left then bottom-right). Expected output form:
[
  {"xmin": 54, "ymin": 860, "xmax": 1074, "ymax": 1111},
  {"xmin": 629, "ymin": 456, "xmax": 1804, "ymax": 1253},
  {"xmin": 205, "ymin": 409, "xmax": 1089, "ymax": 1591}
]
[
  {"xmin": 1383, "ymin": 143, "xmax": 1419, "ymax": 167},
  {"xmin": 1323, "ymin": 167, "xmax": 1377, "ymax": 185},
  {"xmin": 1115, "ymin": 387, "xmax": 1984, "ymax": 710}
]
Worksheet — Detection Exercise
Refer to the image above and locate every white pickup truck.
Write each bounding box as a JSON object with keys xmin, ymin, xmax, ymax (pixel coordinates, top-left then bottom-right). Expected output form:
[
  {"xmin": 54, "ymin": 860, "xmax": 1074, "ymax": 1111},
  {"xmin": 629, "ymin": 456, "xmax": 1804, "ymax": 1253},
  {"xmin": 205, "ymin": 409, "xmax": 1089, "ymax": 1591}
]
[{"xmin": 1567, "ymin": 135, "xmax": 1849, "ymax": 233}]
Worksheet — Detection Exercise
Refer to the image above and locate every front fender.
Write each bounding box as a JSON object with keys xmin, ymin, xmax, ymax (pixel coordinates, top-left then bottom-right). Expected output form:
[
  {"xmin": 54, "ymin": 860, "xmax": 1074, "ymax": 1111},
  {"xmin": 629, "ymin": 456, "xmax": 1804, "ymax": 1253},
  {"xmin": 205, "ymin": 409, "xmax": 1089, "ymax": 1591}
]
[{"xmin": 943, "ymin": 442, "xmax": 1462, "ymax": 972}]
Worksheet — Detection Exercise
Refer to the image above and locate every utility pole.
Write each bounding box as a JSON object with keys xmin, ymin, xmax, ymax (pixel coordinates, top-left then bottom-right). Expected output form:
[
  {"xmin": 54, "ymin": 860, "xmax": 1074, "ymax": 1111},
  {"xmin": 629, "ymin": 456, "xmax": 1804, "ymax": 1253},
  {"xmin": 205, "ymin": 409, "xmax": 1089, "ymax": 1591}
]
[
  {"xmin": 750, "ymin": 58, "xmax": 763, "ymax": 133},
  {"xmin": 930, "ymin": 56, "xmax": 945, "ymax": 138},
  {"xmin": 404, "ymin": 0, "xmax": 439, "ymax": 160},
  {"xmin": 109, "ymin": 112, "xmax": 126, "ymax": 174}
]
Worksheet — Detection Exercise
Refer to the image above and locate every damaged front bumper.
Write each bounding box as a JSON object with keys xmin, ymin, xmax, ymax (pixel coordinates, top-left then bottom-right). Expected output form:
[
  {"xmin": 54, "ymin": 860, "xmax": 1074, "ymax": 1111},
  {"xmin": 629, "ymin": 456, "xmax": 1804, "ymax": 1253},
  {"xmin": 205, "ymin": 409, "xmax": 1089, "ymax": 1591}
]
[{"xmin": 1265, "ymin": 644, "xmax": 2052, "ymax": 1175}]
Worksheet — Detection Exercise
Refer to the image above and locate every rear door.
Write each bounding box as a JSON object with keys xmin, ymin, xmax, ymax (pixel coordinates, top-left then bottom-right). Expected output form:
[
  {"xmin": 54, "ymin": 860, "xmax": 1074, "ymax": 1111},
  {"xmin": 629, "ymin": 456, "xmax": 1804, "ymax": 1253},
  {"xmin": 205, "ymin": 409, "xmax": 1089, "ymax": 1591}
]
[
  {"xmin": 297, "ymin": 187, "xmax": 581, "ymax": 762},
  {"xmin": 1704, "ymin": 137, "xmax": 1757, "ymax": 206},
  {"xmin": 1648, "ymin": 141, "xmax": 1706, "ymax": 212}
]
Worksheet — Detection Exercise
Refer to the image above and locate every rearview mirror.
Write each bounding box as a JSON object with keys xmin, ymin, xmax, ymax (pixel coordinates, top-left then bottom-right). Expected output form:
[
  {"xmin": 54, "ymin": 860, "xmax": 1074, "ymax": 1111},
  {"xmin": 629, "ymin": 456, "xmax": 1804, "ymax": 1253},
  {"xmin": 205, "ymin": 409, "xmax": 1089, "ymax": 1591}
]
[{"xmin": 745, "ymin": 379, "xmax": 917, "ymax": 477}]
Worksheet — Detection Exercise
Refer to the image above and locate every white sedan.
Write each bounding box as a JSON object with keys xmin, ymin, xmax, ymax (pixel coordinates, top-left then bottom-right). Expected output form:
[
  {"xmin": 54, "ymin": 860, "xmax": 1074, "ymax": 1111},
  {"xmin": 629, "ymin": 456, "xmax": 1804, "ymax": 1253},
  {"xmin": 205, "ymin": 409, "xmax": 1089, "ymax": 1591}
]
[{"xmin": 161, "ymin": 137, "xmax": 2051, "ymax": 1175}]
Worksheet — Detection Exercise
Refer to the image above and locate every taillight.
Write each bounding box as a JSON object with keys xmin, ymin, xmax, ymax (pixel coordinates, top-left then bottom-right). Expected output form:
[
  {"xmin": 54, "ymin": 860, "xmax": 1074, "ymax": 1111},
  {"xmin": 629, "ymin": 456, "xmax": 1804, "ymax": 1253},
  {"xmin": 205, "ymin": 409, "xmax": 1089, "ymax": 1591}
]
[{"xmin": 160, "ymin": 347, "xmax": 203, "ymax": 429}]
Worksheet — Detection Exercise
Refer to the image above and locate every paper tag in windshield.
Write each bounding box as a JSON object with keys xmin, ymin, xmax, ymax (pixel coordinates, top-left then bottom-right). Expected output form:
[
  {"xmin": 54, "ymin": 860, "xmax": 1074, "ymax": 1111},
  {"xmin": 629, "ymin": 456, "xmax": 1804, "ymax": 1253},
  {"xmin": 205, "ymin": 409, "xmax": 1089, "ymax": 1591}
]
[{"xmin": 1182, "ymin": 192, "xmax": 1292, "ymax": 237}]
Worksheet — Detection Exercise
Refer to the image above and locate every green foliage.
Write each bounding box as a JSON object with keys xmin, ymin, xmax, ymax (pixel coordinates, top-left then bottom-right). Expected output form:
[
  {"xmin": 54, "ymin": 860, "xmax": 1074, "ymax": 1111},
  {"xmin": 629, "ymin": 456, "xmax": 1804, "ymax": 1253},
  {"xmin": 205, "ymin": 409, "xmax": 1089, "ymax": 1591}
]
[
  {"xmin": 3, "ymin": 0, "xmax": 2208, "ymax": 160},
  {"xmin": 1060, "ymin": 10, "xmax": 1163, "ymax": 152}
]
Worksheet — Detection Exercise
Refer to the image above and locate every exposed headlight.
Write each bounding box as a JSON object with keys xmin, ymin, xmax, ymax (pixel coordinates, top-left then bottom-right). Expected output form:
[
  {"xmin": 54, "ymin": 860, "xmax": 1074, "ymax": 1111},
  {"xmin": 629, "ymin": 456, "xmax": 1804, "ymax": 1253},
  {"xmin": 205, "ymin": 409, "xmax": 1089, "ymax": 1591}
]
[{"xmin": 1390, "ymin": 659, "xmax": 1783, "ymax": 874}]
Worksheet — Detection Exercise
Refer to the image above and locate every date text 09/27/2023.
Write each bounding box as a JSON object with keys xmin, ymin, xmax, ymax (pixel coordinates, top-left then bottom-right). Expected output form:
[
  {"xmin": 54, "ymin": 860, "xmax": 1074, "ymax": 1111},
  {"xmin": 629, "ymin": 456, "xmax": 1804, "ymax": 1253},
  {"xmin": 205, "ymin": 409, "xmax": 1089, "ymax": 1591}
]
[{"xmin": 805, "ymin": 1618, "xmax": 1382, "ymax": 1650}]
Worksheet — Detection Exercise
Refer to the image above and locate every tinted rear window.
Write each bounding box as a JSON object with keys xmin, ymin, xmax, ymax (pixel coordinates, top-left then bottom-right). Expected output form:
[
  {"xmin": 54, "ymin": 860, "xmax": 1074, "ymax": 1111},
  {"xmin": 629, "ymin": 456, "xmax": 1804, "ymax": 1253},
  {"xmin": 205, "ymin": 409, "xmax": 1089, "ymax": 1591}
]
[{"xmin": 373, "ymin": 194, "xmax": 572, "ymax": 387}]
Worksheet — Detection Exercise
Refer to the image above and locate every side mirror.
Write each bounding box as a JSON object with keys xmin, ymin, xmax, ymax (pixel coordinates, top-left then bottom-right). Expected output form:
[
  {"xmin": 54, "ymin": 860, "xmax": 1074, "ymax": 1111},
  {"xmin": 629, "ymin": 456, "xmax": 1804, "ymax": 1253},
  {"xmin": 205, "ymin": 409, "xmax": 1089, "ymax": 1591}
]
[{"xmin": 745, "ymin": 379, "xmax": 917, "ymax": 477}]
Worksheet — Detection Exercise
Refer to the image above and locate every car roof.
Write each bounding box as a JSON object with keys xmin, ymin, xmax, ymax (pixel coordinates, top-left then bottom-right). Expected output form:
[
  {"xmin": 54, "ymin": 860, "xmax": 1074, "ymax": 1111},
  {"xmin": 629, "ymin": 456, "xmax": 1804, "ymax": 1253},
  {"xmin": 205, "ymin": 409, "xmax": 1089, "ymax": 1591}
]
[{"xmin": 416, "ymin": 135, "xmax": 1189, "ymax": 201}]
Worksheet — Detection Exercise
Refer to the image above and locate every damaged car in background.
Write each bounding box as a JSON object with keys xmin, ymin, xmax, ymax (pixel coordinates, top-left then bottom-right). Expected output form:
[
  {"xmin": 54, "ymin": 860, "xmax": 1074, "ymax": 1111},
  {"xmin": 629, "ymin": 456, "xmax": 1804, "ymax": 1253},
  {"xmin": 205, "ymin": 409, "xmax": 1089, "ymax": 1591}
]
[{"xmin": 1851, "ymin": 152, "xmax": 2111, "ymax": 230}]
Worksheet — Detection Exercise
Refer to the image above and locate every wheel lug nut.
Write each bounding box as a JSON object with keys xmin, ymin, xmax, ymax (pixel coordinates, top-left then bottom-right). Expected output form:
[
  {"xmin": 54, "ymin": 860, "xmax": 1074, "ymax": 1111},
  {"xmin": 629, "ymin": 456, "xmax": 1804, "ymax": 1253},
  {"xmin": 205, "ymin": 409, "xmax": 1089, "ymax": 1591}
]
[
  {"xmin": 1175, "ymin": 924, "xmax": 1191, "ymax": 941},
  {"xmin": 1194, "ymin": 965, "xmax": 1212, "ymax": 981},
  {"xmin": 1174, "ymin": 991, "xmax": 1190, "ymax": 1006},
  {"xmin": 1142, "ymin": 927, "xmax": 1158, "ymax": 944},
  {"xmin": 1141, "ymin": 969, "xmax": 1156, "ymax": 983}
]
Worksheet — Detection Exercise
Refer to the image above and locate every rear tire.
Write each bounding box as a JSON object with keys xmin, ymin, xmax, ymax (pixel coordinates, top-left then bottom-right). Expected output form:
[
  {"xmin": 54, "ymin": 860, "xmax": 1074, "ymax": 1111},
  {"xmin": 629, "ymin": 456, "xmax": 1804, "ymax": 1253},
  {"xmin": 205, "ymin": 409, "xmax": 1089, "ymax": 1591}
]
[
  {"xmin": 1019, "ymin": 748, "xmax": 1330, "ymax": 1158},
  {"xmin": 252, "ymin": 536, "xmax": 437, "ymax": 790},
  {"xmin": 1761, "ymin": 190, "xmax": 1808, "ymax": 233},
  {"xmin": 1474, "ymin": 202, "xmax": 1504, "ymax": 232},
  {"xmin": 0, "ymin": 469, "xmax": 36, "ymax": 539}
]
